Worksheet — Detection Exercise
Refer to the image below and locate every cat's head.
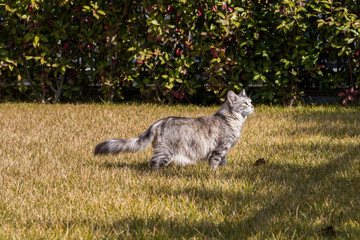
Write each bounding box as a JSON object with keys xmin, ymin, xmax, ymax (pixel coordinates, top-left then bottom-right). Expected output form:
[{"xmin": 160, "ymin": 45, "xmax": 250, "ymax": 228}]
[{"xmin": 227, "ymin": 90, "xmax": 254, "ymax": 117}]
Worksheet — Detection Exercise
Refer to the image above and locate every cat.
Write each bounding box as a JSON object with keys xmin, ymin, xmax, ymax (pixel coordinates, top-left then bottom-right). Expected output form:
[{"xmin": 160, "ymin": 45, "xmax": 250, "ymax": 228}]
[{"xmin": 94, "ymin": 90, "xmax": 254, "ymax": 169}]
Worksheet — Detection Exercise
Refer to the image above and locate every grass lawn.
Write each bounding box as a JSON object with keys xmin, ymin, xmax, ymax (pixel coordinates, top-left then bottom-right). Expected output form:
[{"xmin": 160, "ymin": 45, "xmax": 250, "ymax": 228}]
[{"xmin": 0, "ymin": 103, "xmax": 359, "ymax": 239}]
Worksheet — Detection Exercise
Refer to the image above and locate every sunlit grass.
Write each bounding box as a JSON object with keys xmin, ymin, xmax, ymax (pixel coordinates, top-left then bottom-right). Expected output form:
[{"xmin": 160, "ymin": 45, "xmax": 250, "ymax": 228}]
[{"xmin": 0, "ymin": 103, "xmax": 359, "ymax": 239}]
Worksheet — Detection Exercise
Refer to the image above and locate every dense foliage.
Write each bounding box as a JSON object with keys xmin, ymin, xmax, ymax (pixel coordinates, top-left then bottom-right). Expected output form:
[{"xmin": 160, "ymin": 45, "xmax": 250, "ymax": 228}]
[{"xmin": 1, "ymin": 0, "xmax": 359, "ymax": 104}]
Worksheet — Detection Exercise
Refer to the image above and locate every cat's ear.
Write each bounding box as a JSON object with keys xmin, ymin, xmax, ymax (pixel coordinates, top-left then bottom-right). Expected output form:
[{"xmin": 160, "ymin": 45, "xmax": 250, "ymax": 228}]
[
  {"xmin": 227, "ymin": 90, "xmax": 239, "ymax": 105},
  {"xmin": 239, "ymin": 89, "xmax": 247, "ymax": 97}
]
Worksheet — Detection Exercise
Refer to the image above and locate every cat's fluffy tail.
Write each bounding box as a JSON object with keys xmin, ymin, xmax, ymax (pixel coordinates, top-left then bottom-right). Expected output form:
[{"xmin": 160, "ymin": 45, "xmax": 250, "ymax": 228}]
[{"xmin": 94, "ymin": 122, "xmax": 158, "ymax": 156}]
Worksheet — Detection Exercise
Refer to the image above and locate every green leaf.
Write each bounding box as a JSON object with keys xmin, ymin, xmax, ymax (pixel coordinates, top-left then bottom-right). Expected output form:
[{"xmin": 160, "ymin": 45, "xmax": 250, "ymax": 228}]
[
  {"xmin": 24, "ymin": 33, "xmax": 33, "ymax": 43},
  {"xmin": 62, "ymin": 84, "xmax": 72, "ymax": 90},
  {"xmin": 253, "ymin": 74, "xmax": 261, "ymax": 80},
  {"xmin": 143, "ymin": 78, "xmax": 151, "ymax": 84},
  {"xmin": 97, "ymin": 10, "xmax": 106, "ymax": 15},
  {"xmin": 40, "ymin": 35, "xmax": 49, "ymax": 43},
  {"xmin": 217, "ymin": 12, "xmax": 225, "ymax": 19},
  {"xmin": 19, "ymin": 84, "xmax": 27, "ymax": 92},
  {"xmin": 165, "ymin": 82, "xmax": 174, "ymax": 89},
  {"xmin": 347, "ymin": 38, "xmax": 355, "ymax": 44},
  {"xmin": 60, "ymin": 65, "xmax": 66, "ymax": 74},
  {"xmin": 150, "ymin": 20, "xmax": 159, "ymax": 25}
]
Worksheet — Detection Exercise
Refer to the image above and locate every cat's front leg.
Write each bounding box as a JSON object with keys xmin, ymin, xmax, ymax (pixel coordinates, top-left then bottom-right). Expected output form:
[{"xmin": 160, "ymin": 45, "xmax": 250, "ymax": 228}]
[
  {"xmin": 219, "ymin": 155, "xmax": 227, "ymax": 166},
  {"xmin": 209, "ymin": 145, "xmax": 230, "ymax": 169}
]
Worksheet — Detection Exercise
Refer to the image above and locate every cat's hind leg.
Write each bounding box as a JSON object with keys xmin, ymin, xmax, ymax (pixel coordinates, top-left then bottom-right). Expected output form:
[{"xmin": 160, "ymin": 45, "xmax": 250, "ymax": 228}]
[{"xmin": 150, "ymin": 146, "xmax": 174, "ymax": 170}]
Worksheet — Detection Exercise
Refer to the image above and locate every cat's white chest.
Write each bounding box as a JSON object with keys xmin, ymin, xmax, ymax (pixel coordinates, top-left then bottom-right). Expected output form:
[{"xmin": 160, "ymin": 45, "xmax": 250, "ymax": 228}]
[{"xmin": 173, "ymin": 154, "xmax": 194, "ymax": 166}]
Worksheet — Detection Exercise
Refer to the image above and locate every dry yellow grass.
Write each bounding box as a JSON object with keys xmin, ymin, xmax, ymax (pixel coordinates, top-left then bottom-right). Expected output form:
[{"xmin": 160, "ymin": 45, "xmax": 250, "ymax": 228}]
[{"xmin": 0, "ymin": 103, "xmax": 359, "ymax": 239}]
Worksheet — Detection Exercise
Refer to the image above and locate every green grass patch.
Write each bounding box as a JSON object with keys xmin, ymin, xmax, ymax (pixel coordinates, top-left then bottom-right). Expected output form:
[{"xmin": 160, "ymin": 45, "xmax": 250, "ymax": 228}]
[{"xmin": 0, "ymin": 103, "xmax": 359, "ymax": 239}]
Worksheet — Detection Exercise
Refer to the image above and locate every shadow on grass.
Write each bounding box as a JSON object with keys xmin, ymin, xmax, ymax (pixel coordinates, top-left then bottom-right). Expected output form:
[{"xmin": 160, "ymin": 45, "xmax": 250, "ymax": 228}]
[
  {"xmin": 290, "ymin": 110, "xmax": 360, "ymax": 138},
  {"xmin": 92, "ymin": 141, "xmax": 359, "ymax": 238},
  {"xmin": 231, "ymin": 142, "xmax": 360, "ymax": 238},
  {"xmin": 100, "ymin": 161, "xmax": 150, "ymax": 173},
  {"xmin": 97, "ymin": 156, "xmax": 218, "ymax": 179}
]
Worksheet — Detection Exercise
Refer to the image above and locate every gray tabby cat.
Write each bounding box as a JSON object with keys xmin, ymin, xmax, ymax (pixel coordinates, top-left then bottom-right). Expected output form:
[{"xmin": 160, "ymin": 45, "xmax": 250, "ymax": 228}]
[{"xmin": 94, "ymin": 90, "xmax": 254, "ymax": 169}]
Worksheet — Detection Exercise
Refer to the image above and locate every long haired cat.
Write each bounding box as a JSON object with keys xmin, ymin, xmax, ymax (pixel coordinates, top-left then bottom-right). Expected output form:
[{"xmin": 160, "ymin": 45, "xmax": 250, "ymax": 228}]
[{"xmin": 94, "ymin": 90, "xmax": 254, "ymax": 169}]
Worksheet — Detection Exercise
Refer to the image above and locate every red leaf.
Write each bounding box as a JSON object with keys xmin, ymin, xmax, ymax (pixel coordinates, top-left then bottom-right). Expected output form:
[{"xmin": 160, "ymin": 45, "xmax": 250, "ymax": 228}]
[
  {"xmin": 342, "ymin": 99, "xmax": 348, "ymax": 105},
  {"xmin": 147, "ymin": 5, "xmax": 153, "ymax": 13},
  {"xmin": 240, "ymin": 72, "xmax": 246, "ymax": 79},
  {"xmin": 64, "ymin": 42, "xmax": 69, "ymax": 51},
  {"xmin": 172, "ymin": 91, "xmax": 179, "ymax": 98},
  {"xmin": 347, "ymin": 95, "xmax": 354, "ymax": 102},
  {"xmin": 212, "ymin": 5, "xmax": 217, "ymax": 12},
  {"xmin": 338, "ymin": 92, "xmax": 345, "ymax": 97},
  {"xmin": 353, "ymin": 90, "xmax": 359, "ymax": 95},
  {"xmin": 47, "ymin": 19, "xmax": 54, "ymax": 27},
  {"xmin": 198, "ymin": 9, "xmax": 202, "ymax": 16}
]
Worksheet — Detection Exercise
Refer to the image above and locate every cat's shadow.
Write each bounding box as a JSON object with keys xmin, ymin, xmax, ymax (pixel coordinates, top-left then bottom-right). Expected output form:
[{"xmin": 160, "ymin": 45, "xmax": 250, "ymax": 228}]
[
  {"xmin": 100, "ymin": 161, "xmax": 151, "ymax": 173},
  {"xmin": 97, "ymin": 160, "xmax": 218, "ymax": 178}
]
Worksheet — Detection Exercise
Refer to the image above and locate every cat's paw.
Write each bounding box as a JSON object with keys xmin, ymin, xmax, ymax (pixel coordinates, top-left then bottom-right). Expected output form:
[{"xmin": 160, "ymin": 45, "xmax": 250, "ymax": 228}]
[
  {"xmin": 219, "ymin": 159, "xmax": 226, "ymax": 166},
  {"xmin": 150, "ymin": 160, "xmax": 161, "ymax": 170}
]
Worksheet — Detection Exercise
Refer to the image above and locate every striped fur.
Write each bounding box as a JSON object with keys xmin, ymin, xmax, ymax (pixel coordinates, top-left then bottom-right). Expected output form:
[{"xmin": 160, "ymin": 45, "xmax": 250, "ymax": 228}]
[{"xmin": 94, "ymin": 90, "xmax": 254, "ymax": 169}]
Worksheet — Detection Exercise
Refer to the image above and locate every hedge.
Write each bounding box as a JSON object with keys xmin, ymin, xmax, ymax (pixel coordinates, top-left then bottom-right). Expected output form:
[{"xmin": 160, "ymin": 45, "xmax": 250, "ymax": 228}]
[{"xmin": 1, "ymin": 0, "xmax": 359, "ymax": 104}]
